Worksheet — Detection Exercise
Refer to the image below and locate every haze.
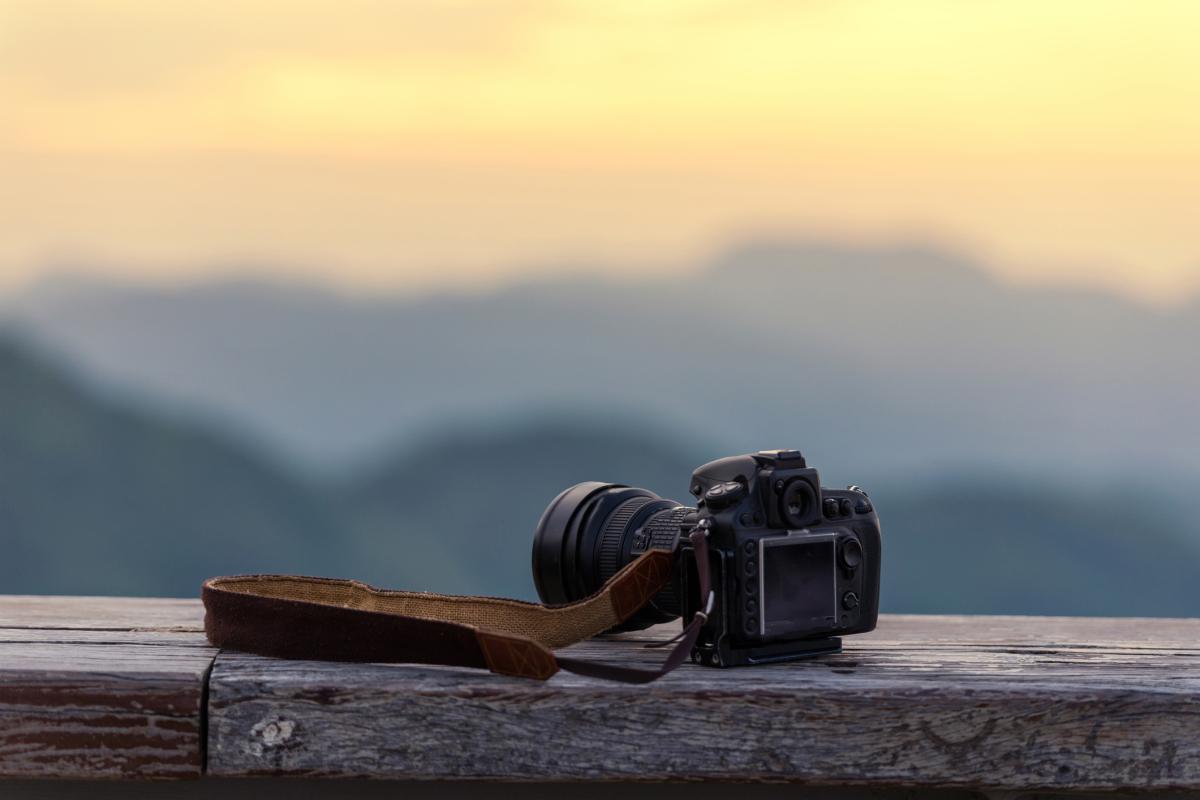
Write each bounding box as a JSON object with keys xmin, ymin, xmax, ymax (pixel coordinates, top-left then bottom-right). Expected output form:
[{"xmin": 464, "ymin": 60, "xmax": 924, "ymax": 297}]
[{"xmin": 2, "ymin": 1, "xmax": 1199, "ymax": 303}]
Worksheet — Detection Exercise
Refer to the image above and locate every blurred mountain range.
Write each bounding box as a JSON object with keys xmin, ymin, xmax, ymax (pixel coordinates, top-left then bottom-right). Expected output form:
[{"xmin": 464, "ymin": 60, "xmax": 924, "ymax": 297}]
[
  {"xmin": 0, "ymin": 335, "xmax": 343, "ymax": 595},
  {"xmin": 3, "ymin": 239, "xmax": 1198, "ymax": 615},
  {"xmin": 7, "ymin": 240, "xmax": 1199, "ymax": 490}
]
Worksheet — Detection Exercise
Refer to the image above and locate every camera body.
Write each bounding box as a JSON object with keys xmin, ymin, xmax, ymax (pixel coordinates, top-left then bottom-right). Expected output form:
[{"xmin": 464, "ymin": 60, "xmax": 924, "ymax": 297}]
[
  {"xmin": 531, "ymin": 449, "xmax": 881, "ymax": 668},
  {"xmin": 670, "ymin": 449, "xmax": 880, "ymax": 666}
]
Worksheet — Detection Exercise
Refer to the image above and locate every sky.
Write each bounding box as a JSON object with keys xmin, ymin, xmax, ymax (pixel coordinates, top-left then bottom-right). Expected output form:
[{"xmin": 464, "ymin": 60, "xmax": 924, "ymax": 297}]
[{"xmin": 2, "ymin": 1, "xmax": 1199, "ymax": 303}]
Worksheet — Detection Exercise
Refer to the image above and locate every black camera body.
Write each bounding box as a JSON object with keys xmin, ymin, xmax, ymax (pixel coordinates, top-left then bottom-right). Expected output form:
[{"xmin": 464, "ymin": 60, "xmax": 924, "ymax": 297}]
[
  {"xmin": 531, "ymin": 449, "xmax": 881, "ymax": 668},
  {"xmin": 674, "ymin": 449, "xmax": 880, "ymax": 666}
]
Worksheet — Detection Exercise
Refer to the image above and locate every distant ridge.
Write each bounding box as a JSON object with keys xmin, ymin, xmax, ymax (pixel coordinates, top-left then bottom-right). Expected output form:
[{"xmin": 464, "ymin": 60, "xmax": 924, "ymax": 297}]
[
  {"xmin": 2, "ymin": 333, "xmax": 1199, "ymax": 616},
  {"xmin": 0, "ymin": 334, "xmax": 343, "ymax": 595},
  {"xmin": 7, "ymin": 239, "xmax": 1196, "ymax": 489},
  {"xmin": 706, "ymin": 240, "xmax": 994, "ymax": 284}
]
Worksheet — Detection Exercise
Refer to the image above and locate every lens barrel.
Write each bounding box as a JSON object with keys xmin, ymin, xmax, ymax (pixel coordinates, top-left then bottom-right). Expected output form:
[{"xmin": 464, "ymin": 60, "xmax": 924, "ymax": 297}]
[{"xmin": 532, "ymin": 482, "xmax": 687, "ymax": 630}]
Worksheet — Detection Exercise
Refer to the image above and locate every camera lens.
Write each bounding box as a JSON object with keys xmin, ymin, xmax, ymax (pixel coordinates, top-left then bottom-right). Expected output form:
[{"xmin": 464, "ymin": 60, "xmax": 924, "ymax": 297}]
[{"xmin": 532, "ymin": 482, "xmax": 688, "ymax": 630}]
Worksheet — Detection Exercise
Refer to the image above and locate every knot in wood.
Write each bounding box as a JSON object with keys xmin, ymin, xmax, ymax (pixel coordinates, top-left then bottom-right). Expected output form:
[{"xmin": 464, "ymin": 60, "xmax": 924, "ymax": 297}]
[{"xmin": 250, "ymin": 717, "xmax": 296, "ymax": 749}]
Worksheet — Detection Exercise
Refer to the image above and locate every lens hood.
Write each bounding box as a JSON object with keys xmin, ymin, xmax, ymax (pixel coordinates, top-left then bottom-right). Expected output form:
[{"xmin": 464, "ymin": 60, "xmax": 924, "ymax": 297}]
[{"xmin": 532, "ymin": 481, "xmax": 666, "ymax": 605}]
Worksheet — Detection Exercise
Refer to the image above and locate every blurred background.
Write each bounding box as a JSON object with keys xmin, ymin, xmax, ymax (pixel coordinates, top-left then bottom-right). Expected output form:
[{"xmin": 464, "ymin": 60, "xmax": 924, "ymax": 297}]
[{"xmin": 1, "ymin": 1, "xmax": 1198, "ymax": 615}]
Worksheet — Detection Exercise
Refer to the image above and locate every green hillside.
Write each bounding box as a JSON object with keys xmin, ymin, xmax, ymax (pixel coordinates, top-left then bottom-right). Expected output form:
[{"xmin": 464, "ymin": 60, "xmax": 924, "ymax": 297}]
[
  {"xmin": 0, "ymin": 335, "xmax": 344, "ymax": 595},
  {"xmin": 877, "ymin": 480, "xmax": 1200, "ymax": 616},
  {"xmin": 2, "ymin": 333, "xmax": 1198, "ymax": 617}
]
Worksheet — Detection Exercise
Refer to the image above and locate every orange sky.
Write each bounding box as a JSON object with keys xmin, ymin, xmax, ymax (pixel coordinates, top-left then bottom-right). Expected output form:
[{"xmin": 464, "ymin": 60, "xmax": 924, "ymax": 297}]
[{"xmin": 2, "ymin": 1, "xmax": 1198, "ymax": 303}]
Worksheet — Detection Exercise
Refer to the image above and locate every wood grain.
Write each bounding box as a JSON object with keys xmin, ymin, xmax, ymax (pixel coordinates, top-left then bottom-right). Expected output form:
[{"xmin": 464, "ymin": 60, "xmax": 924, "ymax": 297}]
[
  {"xmin": 0, "ymin": 595, "xmax": 204, "ymax": 631},
  {"xmin": 4, "ymin": 595, "xmax": 1200, "ymax": 792},
  {"xmin": 0, "ymin": 596, "xmax": 215, "ymax": 779},
  {"xmin": 207, "ymin": 615, "xmax": 1200, "ymax": 792}
]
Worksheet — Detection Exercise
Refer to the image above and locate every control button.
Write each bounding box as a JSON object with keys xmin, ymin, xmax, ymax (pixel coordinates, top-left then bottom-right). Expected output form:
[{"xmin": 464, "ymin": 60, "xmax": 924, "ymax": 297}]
[
  {"xmin": 744, "ymin": 559, "xmax": 757, "ymax": 576},
  {"xmin": 704, "ymin": 481, "xmax": 745, "ymax": 508},
  {"xmin": 840, "ymin": 539, "xmax": 864, "ymax": 570},
  {"xmin": 745, "ymin": 598, "xmax": 757, "ymax": 613},
  {"xmin": 823, "ymin": 498, "xmax": 840, "ymax": 518},
  {"xmin": 743, "ymin": 541, "xmax": 757, "ymax": 555},
  {"xmin": 842, "ymin": 591, "xmax": 860, "ymax": 610},
  {"xmin": 855, "ymin": 498, "xmax": 873, "ymax": 514},
  {"xmin": 839, "ymin": 498, "xmax": 853, "ymax": 517}
]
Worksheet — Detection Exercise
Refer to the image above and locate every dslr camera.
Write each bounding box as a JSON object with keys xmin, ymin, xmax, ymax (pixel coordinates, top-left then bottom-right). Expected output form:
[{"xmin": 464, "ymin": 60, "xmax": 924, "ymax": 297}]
[{"xmin": 532, "ymin": 450, "xmax": 881, "ymax": 666}]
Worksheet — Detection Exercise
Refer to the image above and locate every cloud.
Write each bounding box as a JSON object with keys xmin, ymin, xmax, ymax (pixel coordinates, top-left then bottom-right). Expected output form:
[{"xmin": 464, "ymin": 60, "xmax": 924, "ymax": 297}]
[{"xmin": 1, "ymin": 0, "xmax": 1199, "ymax": 302}]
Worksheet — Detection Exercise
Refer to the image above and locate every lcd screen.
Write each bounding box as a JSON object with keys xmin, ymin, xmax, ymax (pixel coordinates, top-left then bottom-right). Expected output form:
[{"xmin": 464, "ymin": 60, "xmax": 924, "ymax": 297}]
[{"xmin": 760, "ymin": 536, "xmax": 836, "ymax": 636}]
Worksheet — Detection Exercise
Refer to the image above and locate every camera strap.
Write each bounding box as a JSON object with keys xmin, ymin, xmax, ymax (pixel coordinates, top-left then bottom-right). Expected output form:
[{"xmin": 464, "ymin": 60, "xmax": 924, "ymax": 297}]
[{"xmin": 202, "ymin": 529, "xmax": 711, "ymax": 683}]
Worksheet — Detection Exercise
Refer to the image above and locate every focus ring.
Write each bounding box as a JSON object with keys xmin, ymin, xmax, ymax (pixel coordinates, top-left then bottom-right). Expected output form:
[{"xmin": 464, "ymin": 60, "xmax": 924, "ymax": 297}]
[{"xmin": 598, "ymin": 498, "xmax": 655, "ymax": 583}]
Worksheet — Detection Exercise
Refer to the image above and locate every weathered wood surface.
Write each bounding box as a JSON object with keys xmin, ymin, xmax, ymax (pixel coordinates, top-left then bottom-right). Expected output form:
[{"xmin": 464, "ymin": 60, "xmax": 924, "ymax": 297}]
[
  {"xmin": 0, "ymin": 778, "xmax": 1138, "ymax": 800},
  {"xmin": 0, "ymin": 596, "xmax": 215, "ymax": 779},
  {"xmin": 207, "ymin": 614, "xmax": 1200, "ymax": 792},
  {"xmin": 4, "ymin": 595, "xmax": 1200, "ymax": 793},
  {"xmin": 0, "ymin": 595, "xmax": 202, "ymax": 631}
]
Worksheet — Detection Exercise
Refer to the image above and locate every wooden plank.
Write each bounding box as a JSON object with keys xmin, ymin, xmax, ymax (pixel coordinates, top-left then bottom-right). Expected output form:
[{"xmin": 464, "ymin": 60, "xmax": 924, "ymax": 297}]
[
  {"xmin": 5, "ymin": 595, "xmax": 1200, "ymax": 791},
  {"xmin": 207, "ymin": 614, "xmax": 1200, "ymax": 792},
  {"xmin": 0, "ymin": 778, "xmax": 999, "ymax": 800},
  {"xmin": 0, "ymin": 596, "xmax": 214, "ymax": 780},
  {"xmin": 0, "ymin": 595, "xmax": 204, "ymax": 631}
]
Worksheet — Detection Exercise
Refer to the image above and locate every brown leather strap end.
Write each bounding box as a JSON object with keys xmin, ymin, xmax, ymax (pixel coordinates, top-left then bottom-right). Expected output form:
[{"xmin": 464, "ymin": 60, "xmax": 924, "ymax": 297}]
[
  {"xmin": 476, "ymin": 630, "xmax": 558, "ymax": 680},
  {"xmin": 202, "ymin": 576, "xmax": 491, "ymax": 671},
  {"xmin": 202, "ymin": 535, "xmax": 704, "ymax": 683}
]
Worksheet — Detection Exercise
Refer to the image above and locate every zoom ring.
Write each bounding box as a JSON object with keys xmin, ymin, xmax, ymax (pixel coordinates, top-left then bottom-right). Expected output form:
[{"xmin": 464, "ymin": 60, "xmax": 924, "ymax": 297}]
[{"xmin": 598, "ymin": 498, "xmax": 655, "ymax": 583}]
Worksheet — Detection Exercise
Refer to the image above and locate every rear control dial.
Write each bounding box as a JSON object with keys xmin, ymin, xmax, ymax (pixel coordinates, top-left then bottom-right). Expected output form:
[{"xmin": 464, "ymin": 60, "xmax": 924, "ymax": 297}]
[{"xmin": 840, "ymin": 538, "xmax": 864, "ymax": 570}]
